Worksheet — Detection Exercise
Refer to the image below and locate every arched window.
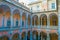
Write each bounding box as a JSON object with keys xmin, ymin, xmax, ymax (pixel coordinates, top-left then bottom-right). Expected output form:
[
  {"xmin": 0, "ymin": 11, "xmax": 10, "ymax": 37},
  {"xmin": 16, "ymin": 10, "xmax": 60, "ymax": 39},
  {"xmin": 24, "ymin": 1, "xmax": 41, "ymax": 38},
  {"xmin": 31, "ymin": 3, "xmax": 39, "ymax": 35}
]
[
  {"xmin": 2, "ymin": 36, "xmax": 9, "ymax": 40},
  {"xmin": 32, "ymin": 31, "xmax": 38, "ymax": 40},
  {"xmin": 32, "ymin": 15, "xmax": 38, "ymax": 26},
  {"xmin": 28, "ymin": 15, "xmax": 31, "ymax": 25},
  {"xmin": 22, "ymin": 13, "xmax": 26, "ymax": 27},
  {"xmin": 12, "ymin": 33, "xmax": 20, "ymax": 40},
  {"xmin": 50, "ymin": 33, "xmax": 58, "ymax": 40},
  {"xmin": 0, "ymin": 5, "xmax": 11, "ymax": 27},
  {"xmin": 50, "ymin": 14, "xmax": 58, "ymax": 26},
  {"xmin": 21, "ymin": 32, "xmax": 26, "ymax": 40},
  {"xmin": 40, "ymin": 32, "xmax": 47, "ymax": 40},
  {"xmin": 40, "ymin": 14, "xmax": 47, "ymax": 26},
  {"xmin": 27, "ymin": 31, "xmax": 30, "ymax": 40},
  {"xmin": 13, "ymin": 9, "xmax": 20, "ymax": 27},
  {"xmin": 35, "ymin": 16, "xmax": 38, "ymax": 25}
]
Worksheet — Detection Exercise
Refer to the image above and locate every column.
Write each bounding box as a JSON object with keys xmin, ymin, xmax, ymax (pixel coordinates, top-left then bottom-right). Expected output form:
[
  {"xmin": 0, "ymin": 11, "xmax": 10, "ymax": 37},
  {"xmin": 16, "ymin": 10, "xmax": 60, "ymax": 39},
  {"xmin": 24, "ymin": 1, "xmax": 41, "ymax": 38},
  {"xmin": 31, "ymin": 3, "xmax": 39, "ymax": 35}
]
[
  {"xmin": 38, "ymin": 32, "xmax": 40, "ymax": 40},
  {"xmin": 26, "ymin": 32, "xmax": 27, "ymax": 40},
  {"xmin": 20, "ymin": 34, "xmax": 21, "ymax": 40},
  {"xmin": 30, "ymin": 15, "xmax": 32, "ymax": 40},
  {"xmin": 47, "ymin": 33, "xmax": 50, "ymax": 40},
  {"xmin": 34, "ymin": 17, "xmax": 35, "ymax": 27},
  {"xmin": 2, "ymin": 14, "xmax": 5, "ymax": 27},
  {"xmin": 47, "ymin": 15, "xmax": 50, "ymax": 28},
  {"xmin": 41, "ymin": 18, "xmax": 42, "ymax": 28},
  {"xmin": 58, "ymin": 11, "xmax": 60, "ymax": 40},
  {"xmin": 58, "ymin": 5, "xmax": 60, "ymax": 40},
  {"xmin": 11, "ymin": 14, "xmax": 13, "ymax": 27},
  {"xmin": 30, "ymin": 31, "xmax": 32, "ymax": 40},
  {"xmin": 38, "ymin": 17, "xmax": 40, "ymax": 28},
  {"xmin": 20, "ymin": 12, "xmax": 22, "ymax": 28},
  {"xmin": 26, "ymin": 13, "xmax": 28, "ymax": 28}
]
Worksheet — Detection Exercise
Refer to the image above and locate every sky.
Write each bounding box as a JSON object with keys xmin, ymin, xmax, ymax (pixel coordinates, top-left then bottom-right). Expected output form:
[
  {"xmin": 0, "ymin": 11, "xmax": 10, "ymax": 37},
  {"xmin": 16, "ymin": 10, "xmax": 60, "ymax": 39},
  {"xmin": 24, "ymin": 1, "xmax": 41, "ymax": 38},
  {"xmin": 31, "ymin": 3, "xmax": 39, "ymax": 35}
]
[{"xmin": 19, "ymin": 0, "xmax": 37, "ymax": 4}]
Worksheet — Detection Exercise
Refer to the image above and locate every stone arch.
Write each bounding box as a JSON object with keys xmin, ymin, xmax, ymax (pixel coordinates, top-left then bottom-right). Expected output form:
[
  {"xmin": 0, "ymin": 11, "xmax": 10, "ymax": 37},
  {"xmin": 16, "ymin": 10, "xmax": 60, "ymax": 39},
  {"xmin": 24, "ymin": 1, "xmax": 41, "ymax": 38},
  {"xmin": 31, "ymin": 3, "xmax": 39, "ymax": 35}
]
[
  {"xmin": 32, "ymin": 31, "xmax": 38, "ymax": 40},
  {"xmin": 49, "ymin": 33, "xmax": 58, "ymax": 40},
  {"xmin": 12, "ymin": 33, "xmax": 20, "ymax": 40},
  {"xmin": 49, "ymin": 13, "xmax": 58, "ymax": 26},
  {"xmin": 21, "ymin": 32, "xmax": 26, "ymax": 40},
  {"xmin": 13, "ymin": 9, "xmax": 20, "ymax": 26},
  {"xmin": 1, "ymin": 35, "xmax": 9, "ymax": 40},
  {"xmin": 0, "ymin": 5, "xmax": 11, "ymax": 12},
  {"xmin": 40, "ymin": 31, "xmax": 47, "ymax": 40},
  {"xmin": 32, "ymin": 15, "xmax": 38, "ymax": 26},
  {"xmin": 28, "ymin": 15, "xmax": 31, "ymax": 25},
  {"xmin": 40, "ymin": 14, "xmax": 47, "ymax": 26},
  {"xmin": 0, "ymin": 5, "xmax": 11, "ymax": 27}
]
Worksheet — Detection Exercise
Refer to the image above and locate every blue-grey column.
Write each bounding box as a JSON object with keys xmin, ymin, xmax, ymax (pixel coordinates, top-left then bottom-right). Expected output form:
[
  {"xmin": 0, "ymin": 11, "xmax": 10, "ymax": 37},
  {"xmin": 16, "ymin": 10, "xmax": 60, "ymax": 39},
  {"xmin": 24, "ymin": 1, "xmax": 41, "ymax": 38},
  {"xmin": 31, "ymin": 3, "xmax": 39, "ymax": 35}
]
[
  {"xmin": 38, "ymin": 17, "xmax": 40, "ymax": 40},
  {"xmin": 26, "ymin": 13, "xmax": 28, "ymax": 28},
  {"xmin": 38, "ymin": 17, "xmax": 40, "ymax": 28},
  {"xmin": 58, "ymin": 11, "xmax": 60, "ymax": 40},
  {"xmin": 2, "ymin": 14, "xmax": 5, "ymax": 27},
  {"xmin": 11, "ymin": 14, "xmax": 13, "ymax": 27},
  {"xmin": 41, "ymin": 18, "xmax": 42, "ymax": 28},
  {"xmin": 30, "ymin": 15, "xmax": 32, "ymax": 40},
  {"xmin": 34, "ymin": 17, "xmax": 35, "ymax": 27},
  {"xmin": 20, "ymin": 12, "xmax": 22, "ymax": 28},
  {"xmin": 47, "ymin": 33, "xmax": 50, "ymax": 40},
  {"xmin": 20, "ymin": 34, "xmax": 21, "ymax": 40},
  {"xmin": 58, "ymin": 5, "xmax": 60, "ymax": 40},
  {"xmin": 38, "ymin": 32, "xmax": 40, "ymax": 40},
  {"xmin": 26, "ymin": 32, "xmax": 27, "ymax": 40},
  {"xmin": 47, "ymin": 16, "xmax": 50, "ymax": 40}
]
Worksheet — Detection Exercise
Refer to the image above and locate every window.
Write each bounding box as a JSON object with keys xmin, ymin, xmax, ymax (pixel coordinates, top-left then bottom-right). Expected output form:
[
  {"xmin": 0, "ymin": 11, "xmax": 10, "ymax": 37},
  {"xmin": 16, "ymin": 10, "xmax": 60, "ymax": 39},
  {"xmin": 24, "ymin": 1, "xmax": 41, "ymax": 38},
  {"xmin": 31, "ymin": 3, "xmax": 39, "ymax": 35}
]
[
  {"xmin": 50, "ymin": 14, "xmax": 58, "ymax": 26},
  {"xmin": 37, "ymin": 5, "xmax": 40, "ymax": 11},
  {"xmin": 30, "ymin": 7, "xmax": 32, "ymax": 12},
  {"xmin": 22, "ymin": 20, "xmax": 24, "ymax": 26},
  {"xmin": 37, "ymin": 5, "xmax": 39, "ymax": 8},
  {"xmin": 7, "ymin": 20, "xmax": 11, "ymax": 27},
  {"xmin": 51, "ymin": 3, "xmax": 55, "ymax": 9},
  {"xmin": 16, "ymin": 20, "xmax": 18, "ymax": 26}
]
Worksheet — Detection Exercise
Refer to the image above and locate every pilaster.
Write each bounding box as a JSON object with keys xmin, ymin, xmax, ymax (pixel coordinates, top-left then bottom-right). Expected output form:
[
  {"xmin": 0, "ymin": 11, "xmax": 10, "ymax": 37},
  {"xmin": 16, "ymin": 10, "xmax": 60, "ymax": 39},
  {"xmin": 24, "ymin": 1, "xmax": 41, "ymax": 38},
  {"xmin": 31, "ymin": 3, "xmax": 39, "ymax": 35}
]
[
  {"xmin": 58, "ymin": 4, "xmax": 60, "ymax": 40},
  {"xmin": 47, "ymin": 33, "xmax": 50, "ymax": 40}
]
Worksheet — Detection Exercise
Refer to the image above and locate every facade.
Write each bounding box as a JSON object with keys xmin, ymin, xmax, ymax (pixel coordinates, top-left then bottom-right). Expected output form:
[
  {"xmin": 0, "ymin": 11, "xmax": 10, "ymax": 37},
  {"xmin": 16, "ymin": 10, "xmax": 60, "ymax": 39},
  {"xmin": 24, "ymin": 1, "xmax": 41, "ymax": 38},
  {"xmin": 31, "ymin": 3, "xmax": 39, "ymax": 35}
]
[
  {"xmin": 28, "ymin": 0, "xmax": 60, "ymax": 40},
  {"xmin": 0, "ymin": 0, "xmax": 32, "ymax": 40},
  {"xmin": 0, "ymin": 0, "xmax": 60, "ymax": 40}
]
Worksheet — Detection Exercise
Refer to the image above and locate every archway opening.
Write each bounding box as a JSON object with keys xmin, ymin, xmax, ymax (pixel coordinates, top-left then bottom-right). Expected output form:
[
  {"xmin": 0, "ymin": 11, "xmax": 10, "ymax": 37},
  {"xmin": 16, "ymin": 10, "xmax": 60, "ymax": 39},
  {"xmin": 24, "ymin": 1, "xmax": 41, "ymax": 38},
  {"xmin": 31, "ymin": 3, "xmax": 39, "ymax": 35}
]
[
  {"xmin": 12, "ymin": 33, "xmax": 20, "ymax": 40},
  {"xmin": 22, "ymin": 13, "xmax": 26, "ymax": 27},
  {"xmin": 27, "ymin": 31, "xmax": 30, "ymax": 40},
  {"xmin": 0, "ymin": 5, "xmax": 11, "ymax": 27},
  {"xmin": 50, "ymin": 14, "xmax": 58, "ymax": 26},
  {"xmin": 32, "ymin": 31, "xmax": 38, "ymax": 40},
  {"xmin": 21, "ymin": 32, "xmax": 26, "ymax": 40},
  {"xmin": 32, "ymin": 15, "xmax": 38, "ymax": 26},
  {"xmin": 40, "ymin": 14, "xmax": 47, "ymax": 26},
  {"xmin": 2, "ymin": 36, "xmax": 9, "ymax": 40},
  {"xmin": 13, "ymin": 9, "xmax": 20, "ymax": 27},
  {"xmin": 28, "ymin": 15, "xmax": 31, "ymax": 25},
  {"xmin": 40, "ymin": 32, "xmax": 47, "ymax": 40},
  {"xmin": 50, "ymin": 33, "xmax": 58, "ymax": 40},
  {"xmin": 0, "ymin": 37, "xmax": 2, "ymax": 40}
]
